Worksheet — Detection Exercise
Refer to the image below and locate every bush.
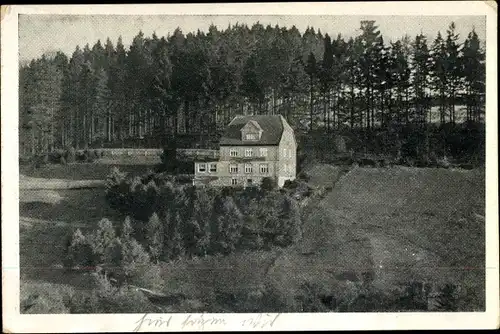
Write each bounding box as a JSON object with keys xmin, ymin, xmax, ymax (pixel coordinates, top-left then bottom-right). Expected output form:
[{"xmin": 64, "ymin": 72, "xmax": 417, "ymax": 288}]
[
  {"xmin": 65, "ymin": 229, "xmax": 95, "ymax": 268},
  {"xmin": 88, "ymin": 218, "xmax": 119, "ymax": 264},
  {"xmin": 121, "ymin": 235, "xmax": 151, "ymax": 280},
  {"xmin": 261, "ymin": 177, "xmax": 277, "ymax": 191},
  {"xmin": 20, "ymin": 281, "xmax": 75, "ymax": 314},
  {"xmin": 297, "ymin": 171, "xmax": 311, "ymax": 182},
  {"xmin": 65, "ymin": 146, "xmax": 76, "ymax": 163},
  {"xmin": 86, "ymin": 150, "xmax": 96, "ymax": 163},
  {"xmin": 437, "ymin": 156, "xmax": 451, "ymax": 169}
]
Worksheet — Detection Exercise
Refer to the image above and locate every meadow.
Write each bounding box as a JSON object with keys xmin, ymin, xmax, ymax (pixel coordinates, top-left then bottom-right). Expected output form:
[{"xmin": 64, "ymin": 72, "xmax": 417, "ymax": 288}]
[{"xmin": 19, "ymin": 162, "xmax": 485, "ymax": 312}]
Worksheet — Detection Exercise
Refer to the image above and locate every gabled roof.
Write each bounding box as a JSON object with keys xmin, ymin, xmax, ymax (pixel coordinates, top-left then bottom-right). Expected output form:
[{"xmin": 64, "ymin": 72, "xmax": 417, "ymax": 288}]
[
  {"xmin": 241, "ymin": 120, "xmax": 263, "ymax": 133},
  {"xmin": 219, "ymin": 115, "xmax": 284, "ymax": 146}
]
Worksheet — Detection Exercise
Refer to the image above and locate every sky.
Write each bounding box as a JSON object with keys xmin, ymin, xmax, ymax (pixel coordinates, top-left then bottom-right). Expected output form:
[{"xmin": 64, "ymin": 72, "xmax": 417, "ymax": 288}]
[{"xmin": 18, "ymin": 14, "xmax": 486, "ymax": 62}]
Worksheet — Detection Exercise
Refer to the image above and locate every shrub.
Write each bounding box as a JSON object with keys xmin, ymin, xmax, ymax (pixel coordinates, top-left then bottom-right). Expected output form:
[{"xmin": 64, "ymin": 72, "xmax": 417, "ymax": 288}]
[
  {"xmin": 87, "ymin": 219, "xmax": 119, "ymax": 264},
  {"xmin": 47, "ymin": 151, "xmax": 64, "ymax": 164},
  {"xmin": 209, "ymin": 195, "xmax": 243, "ymax": 254},
  {"xmin": 283, "ymin": 179, "xmax": 298, "ymax": 189},
  {"xmin": 145, "ymin": 213, "xmax": 164, "ymax": 263},
  {"xmin": 437, "ymin": 156, "xmax": 451, "ymax": 169},
  {"xmin": 433, "ymin": 283, "xmax": 459, "ymax": 311},
  {"xmin": 65, "ymin": 146, "xmax": 76, "ymax": 163},
  {"xmin": 65, "ymin": 229, "xmax": 95, "ymax": 268},
  {"xmin": 20, "ymin": 281, "xmax": 75, "ymax": 314},
  {"xmin": 120, "ymin": 232, "xmax": 151, "ymax": 280},
  {"xmin": 86, "ymin": 151, "xmax": 96, "ymax": 163},
  {"xmin": 297, "ymin": 171, "xmax": 311, "ymax": 182},
  {"xmin": 95, "ymin": 286, "xmax": 158, "ymax": 313},
  {"xmin": 294, "ymin": 281, "xmax": 330, "ymax": 312},
  {"xmin": 261, "ymin": 177, "xmax": 277, "ymax": 191},
  {"xmin": 159, "ymin": 147, "xmax": 177, "ymax": 173}
]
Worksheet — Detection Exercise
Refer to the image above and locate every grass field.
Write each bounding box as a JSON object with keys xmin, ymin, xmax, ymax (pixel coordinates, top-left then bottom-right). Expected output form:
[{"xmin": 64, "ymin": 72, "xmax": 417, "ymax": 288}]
[
  {"xmin": 19, "ymin": 164, "xmax": 485, "ymax": 312},
  {"xmin": 20, "ymin": 163, "xmax": 156, "ymax": 180},
  {"xmin": 268, "ymin": 166, "xmax": 485, "ymax": 310}
]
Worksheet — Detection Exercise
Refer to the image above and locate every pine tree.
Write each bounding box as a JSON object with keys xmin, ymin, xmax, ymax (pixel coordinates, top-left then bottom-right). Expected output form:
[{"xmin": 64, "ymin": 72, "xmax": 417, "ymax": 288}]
[
  {"xmin": 304, "ymin": 52, "xmax": 317, "ymax": 132},
  {"xmin": 212, "ymin": 196, "xmax": 243, "ymax": 254},
  {"xmin": 391, "ymin": 39, "xmax": 411, "ymax": 125},
  {"xmin": 462, "ymin": 28, "xmax": 485, "ymax": 122},
  {"xmin": 357, "ymin": 20, "xmax": 382, "ymax": 129},
  {"xmin": 120, "ymin": 229, "xmax": 150, "ymax": 279},
  {"xmin": 146, "ymin": 212, "xmax": 164, "ymax": 263},
  {"xmin": 430, "ymin": 32, "xmax": 448, "ymax": 125},
  {"xmin": 122, "ymin": 216, "xmax": 134, "ymax": 239},
  {"xmin": 276, "ymin": 196, "xmax": 302, "ymax": 246},
  {"xmin": 412, "ymin": 33, "xmax": 432, "ymax": 125},
  {"xmin": 109, "ymin": 36, "xmax": 128, "ymax": 143},
  {"xmin": 170, "ymin": 212, "xmax": 185, "ymax": 259},
  {"xmin": 319, "ymin": 34, "xmax": 334, "ymax": 131},
  {"xmin": 92, "ymin": 67, "xmax": 111, "ymax": 143},
  {"xmin": 65, "ymin": 228, "xmax": 95, "ymax": 268},
  {"xmin": 151, "ymin": 37, "xmax": 177, "ymax": 145},
  {"xmin": 444, "ymin": 22, "xmax": 462, "ymax": 124},
  {"xmin": 88, "ymin": 218, "xmax": 117, "ymax": 264}
]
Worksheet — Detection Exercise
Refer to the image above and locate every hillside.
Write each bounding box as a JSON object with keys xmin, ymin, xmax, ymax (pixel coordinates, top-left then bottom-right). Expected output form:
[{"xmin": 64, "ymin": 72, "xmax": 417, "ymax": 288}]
[
  {"xmin": 19, "ymin": 165, "xmax": 485, "ymax": 312},
  {"xmin": 267, "ymin": 166, "xmax": 485, "ymax": 310}
]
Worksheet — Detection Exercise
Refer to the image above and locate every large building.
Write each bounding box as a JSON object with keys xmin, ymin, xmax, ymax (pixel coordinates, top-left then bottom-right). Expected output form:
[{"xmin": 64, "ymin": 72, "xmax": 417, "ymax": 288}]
[{"xmin": 193, "ymin": 115, "xmax": 297, "ymax": 187}]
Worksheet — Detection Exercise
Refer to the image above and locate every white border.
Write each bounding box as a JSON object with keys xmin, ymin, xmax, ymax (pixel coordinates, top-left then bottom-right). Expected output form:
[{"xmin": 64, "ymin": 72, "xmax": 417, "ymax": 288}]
[{"xmin": 2, "ymin": 2, "xmax": 498, "ymax": 332}]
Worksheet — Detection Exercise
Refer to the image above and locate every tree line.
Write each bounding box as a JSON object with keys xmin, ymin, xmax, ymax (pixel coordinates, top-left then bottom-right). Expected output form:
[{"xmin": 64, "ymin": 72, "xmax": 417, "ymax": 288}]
[
  {"xmin": 103, "ymin": 168, "xmax": 302, "ymax": 262},
  {"xmin": 19, "ymin": 20, "xmax": 485, "ymax": 155}
]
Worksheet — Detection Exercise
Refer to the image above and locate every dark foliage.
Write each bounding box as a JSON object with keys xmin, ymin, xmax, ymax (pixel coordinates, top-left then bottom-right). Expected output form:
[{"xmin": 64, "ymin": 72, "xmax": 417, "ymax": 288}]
[
  {"xmin": 20, "ymin": 21, "xmax": 484, "ymax": 169},
  {"xmin": 104, "ymin": 169, "xmax": 303, "ymax": 260}
]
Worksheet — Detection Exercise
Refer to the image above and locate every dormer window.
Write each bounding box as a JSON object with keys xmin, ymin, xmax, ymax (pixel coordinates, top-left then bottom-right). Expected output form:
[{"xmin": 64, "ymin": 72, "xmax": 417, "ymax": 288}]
[
  {"xmin": 245, "ymin": 133, "xmax": 258, "ymax": 141},
  {"xmin": 241, "ymin": 120, "xmax": 263, "ymax": 142}
]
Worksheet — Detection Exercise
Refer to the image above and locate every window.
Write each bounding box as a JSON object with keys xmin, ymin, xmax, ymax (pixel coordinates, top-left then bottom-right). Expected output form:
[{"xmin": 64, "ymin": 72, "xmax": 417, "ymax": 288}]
[
  {"xmin": 245, "ymin": 163, "xmax": 253, "ymax": 174},
  {"xmin": 229, "ymin": 164, "xmax": 238, "ymax": 173},
  {"xmin": 245, "ymin": 148, "xmax": 253, "ymax": 157},
  {"xmin": 260, "ymin": 163, "xmax": 269, "ymax": 174},
  {"xmin": 209, "ymin": 163, "xmax": 217, "ymax": 173},
  {"xmin": 259, "ymin": 148, "xmax": 268, "ymax": 157},
  {"xmin": 245, "ymin": 133, "xmax": 258, "ymax": 140},
  {"xmin": 231, "ymin": 178, "xmax": 238, "ymax": 185},
  {"xmin": 198, "ymin": 163, "xmax": 206, "ymax": 173},
  {"xmin": 230, "ymin": 149, "xmax": 238, "ymax": 157}
]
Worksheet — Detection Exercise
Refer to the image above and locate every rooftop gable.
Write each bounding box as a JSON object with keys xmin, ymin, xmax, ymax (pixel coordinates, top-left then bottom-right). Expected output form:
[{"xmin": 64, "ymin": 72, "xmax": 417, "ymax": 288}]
[
  {"xmin": 219, "ymin": 115, "xmax": 284, "ymax": 146},
  {"xmin": 241, "ymin": 120, "xmax": 263, "ymax": 133}
]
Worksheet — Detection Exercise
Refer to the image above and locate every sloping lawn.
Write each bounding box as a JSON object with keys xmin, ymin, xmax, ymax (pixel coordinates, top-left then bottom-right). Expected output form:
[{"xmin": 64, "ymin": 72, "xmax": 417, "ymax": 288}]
[
  {"xmin": 267, "ymin": 166, "xmax": 485, "ymax": 311},
  {"xmin": 20, "ymin": 163, "xmax": 155, "ymax": 180}
]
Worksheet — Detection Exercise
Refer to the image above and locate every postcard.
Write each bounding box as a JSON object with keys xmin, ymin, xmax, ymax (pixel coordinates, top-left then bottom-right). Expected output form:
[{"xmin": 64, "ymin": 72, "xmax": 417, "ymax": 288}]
[{"xmin": 1, "ymin": 2, "xmax": 498, "ymax": 332}]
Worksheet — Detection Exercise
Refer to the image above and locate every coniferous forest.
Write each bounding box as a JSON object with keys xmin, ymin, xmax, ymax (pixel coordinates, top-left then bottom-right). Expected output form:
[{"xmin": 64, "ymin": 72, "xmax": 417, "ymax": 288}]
[{"xmin": 19, "ymin": 20, "xmax": 485, "ymax": 162}]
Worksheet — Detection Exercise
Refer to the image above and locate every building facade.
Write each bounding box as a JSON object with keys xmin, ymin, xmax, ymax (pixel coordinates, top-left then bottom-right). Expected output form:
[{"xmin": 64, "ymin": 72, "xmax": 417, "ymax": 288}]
[{"xmin": 193, "ymin": 115, "xmax": 297, "ymax": 187}]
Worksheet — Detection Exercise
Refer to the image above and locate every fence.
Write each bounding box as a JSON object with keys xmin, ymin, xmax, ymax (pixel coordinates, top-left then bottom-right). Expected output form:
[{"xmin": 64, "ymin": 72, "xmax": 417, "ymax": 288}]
[{"xmin": 76, "ymin": 148, "xmax": 219, "ymax": 159}]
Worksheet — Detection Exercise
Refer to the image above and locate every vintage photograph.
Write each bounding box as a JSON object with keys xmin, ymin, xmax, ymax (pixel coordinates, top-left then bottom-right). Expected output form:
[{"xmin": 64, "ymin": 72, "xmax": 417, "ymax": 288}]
[{"xmin": 2, "ymin": 2, "xmax": 498, "ymax": 332}]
